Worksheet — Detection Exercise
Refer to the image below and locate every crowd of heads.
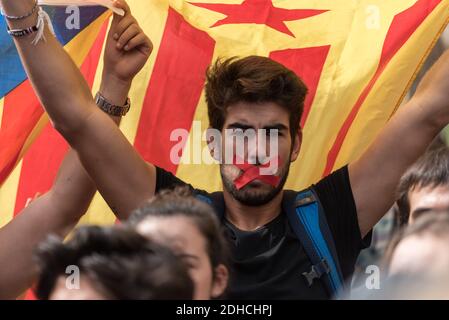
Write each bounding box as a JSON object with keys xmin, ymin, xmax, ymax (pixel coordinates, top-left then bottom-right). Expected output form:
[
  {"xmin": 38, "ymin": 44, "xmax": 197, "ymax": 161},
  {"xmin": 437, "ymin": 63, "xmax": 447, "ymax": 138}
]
[
  {"xmin": 27, "ymin": 56, "xmax": 449, "ymax": 300},
  {"xmin": 36, "ymin": 225, "xmax": 194, "ymax": 300},
  {"xmin": 352, "ymin": 143, "xmax": 449, "ymax": 299},
  {"xmin": 34, "ymin": 187, "xmax": 228, "ymax": 300}
]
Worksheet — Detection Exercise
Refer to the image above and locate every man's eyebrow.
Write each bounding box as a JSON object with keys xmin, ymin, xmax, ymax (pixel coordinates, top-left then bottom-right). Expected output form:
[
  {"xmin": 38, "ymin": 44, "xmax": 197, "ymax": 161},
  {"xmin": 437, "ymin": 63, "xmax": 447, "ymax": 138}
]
[
  {"xmin": 226, "ymin": 123, "xmax": 288, "ymax": 131},
  {"xmin": 226, "ymin": 122, "xmax": 254, "ymax": 130},
  {"xmin": 412, "ymin": 207, "xmax": 432, "ymax": 216},
  {"xmin": 263, "ymin": 124, "xmax": 288, "ymax": 131}
]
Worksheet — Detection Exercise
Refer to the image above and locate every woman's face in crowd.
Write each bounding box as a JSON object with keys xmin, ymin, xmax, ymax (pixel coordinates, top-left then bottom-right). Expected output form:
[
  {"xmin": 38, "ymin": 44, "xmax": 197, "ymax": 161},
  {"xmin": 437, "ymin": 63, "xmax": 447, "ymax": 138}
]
[{"xmin": 136, "ymin": 215, "xmax": 228, "ymax": 300}]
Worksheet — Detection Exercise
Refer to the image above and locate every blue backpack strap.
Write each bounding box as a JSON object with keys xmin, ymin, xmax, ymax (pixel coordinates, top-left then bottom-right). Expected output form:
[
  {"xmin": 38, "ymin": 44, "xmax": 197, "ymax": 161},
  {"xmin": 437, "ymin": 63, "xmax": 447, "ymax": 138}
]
[{"xmin": 283, "ymin": 189, "xmax": 344, "ymax": 297}]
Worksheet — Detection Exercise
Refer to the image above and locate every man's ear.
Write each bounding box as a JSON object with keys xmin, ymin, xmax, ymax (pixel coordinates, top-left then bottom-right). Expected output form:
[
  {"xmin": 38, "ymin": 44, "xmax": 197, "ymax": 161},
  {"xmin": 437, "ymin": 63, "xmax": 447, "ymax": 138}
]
[
  {"xmin": 211, "ymin": 264, "xmax": 229, "ymax": 298},
  {"xmin": 206, "ymin": 127, "xmax": 222, "ymax": 161},
  {"xmin": 291, "ymin": 129, "xmax": 302, "ymax": 162}
]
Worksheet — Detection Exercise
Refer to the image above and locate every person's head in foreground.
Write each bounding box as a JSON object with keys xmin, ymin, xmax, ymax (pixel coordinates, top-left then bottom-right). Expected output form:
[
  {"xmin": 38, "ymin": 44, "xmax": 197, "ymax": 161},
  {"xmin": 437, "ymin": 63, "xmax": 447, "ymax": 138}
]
[
  {"xmin": 396, "ymin": 147, "xmax": 449, "ymax": 226},
  {"xmin": 35, "ymin": 226, "xmax": 194, "ymax": 300},
  {"xmin": 129, "ymin": 187, "xmax": 229, "ymax": 300},
  {"xmin": 379, "ymin": 213, "xmax": 449, "ymax": 299},
  {"xmin": 205, "ymin": 56, "xmax": 307, "ymax": 206}
]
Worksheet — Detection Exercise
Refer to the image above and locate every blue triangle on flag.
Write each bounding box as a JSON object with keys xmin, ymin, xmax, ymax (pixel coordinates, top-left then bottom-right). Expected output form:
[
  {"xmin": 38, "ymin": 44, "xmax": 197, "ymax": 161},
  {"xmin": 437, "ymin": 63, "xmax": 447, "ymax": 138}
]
[{"xmin": 0, "ymin": 6, "xmax": 107, "ymax": 98}]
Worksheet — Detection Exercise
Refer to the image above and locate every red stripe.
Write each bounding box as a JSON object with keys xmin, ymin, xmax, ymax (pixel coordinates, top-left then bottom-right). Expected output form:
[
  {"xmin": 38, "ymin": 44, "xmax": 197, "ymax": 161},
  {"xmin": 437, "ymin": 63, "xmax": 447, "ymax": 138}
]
[
  {"xmin": 270, "ymin": 46, "xmax": 330, "ymax": 128},
  {"xmin": 0, "ymin": 81, "xmax": 44, "ymax": 185},
  {"xmin": 134, "ymin": 7, "xmax": 215, "ymax": 174},
  {"xmin": 13, "ymin": 124, "xmax": 69, "ymax": 217},
  {"xmin": 14, "ymin": 20, "xmax": 109, "ymax": 217},
  {"xmin": 322, "ymin": 0, "xmax": 442, "ymax": 176}
]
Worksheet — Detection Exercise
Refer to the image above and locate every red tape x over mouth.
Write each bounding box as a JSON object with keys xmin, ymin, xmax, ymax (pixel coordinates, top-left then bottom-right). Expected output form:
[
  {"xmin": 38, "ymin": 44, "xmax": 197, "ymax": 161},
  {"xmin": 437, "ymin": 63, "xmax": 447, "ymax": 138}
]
[{"xmin": 233, "ymin": 156, "xmax": 281, "ymax": 190}]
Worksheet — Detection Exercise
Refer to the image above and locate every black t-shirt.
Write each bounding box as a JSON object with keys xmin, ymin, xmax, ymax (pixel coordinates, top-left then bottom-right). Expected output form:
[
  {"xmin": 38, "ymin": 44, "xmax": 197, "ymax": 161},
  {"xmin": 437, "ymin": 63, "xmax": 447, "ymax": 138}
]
[{"xmin": 155, "ymin": 166, "xmax": 371, "ymax": 299}]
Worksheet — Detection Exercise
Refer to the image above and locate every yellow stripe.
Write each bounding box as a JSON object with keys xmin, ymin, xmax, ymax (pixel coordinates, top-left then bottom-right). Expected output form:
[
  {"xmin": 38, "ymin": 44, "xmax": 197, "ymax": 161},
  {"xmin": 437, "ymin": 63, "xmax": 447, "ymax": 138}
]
[
  {"xmin": 0, "ymin": 160, "xmax": 23, "ymax": 228},
  {"xmin": 90, "ymin": 17, "xmax": 111, "ymax": 97},
  {"xmin": 335, "ymin": 1, "xmax": 449, "ymax": 170},
  {"xmin": 387, "ymin": 5, "xmax": 449, "ymax": 119},
  {"xmin": 78, "ymin": 195, "xmax": 116, "ymax": 226},
  {"xmin": 0, "ymin": 99, "xmax": 13, "ymax": 224},
  {"xmin": 65, "ymin": 11, "xmax": 112, "ymax": 68},
  {"xmin": 120, "ymin": 0, "xmax": 170, "ymax": 144},
  {"xmin": 286, "ymin": 1, "xmax": 418, "ymax": 188},
  {"xmin": 81, "ymin": 0, "xmax": 173, "ymax": 225},
  {"xmin": 17, "ymin": 114, "xmax": 49, "ymax": 160},
  {"xmin": 81, "ymin": 0, "xmax": 173, "ymax": 226}
]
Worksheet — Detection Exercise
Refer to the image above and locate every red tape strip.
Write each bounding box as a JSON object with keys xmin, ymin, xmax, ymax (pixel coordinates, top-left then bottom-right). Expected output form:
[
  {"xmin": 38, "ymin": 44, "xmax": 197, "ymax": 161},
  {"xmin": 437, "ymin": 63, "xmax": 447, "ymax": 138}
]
[{"xmin": 233, "ymin": 156, "xmax": 281, "ymax": 190}]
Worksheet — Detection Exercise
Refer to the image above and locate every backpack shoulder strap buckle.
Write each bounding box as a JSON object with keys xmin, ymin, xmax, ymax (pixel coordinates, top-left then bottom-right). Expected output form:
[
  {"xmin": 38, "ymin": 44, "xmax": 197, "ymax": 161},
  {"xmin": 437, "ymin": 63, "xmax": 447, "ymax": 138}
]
[
  {"xmin": 302, "ymin": 259, "xmax": 331, "ymax": 287},
  {"xmin": 283, "ymin": 189, "xmax": 344, "ymax": 297}
]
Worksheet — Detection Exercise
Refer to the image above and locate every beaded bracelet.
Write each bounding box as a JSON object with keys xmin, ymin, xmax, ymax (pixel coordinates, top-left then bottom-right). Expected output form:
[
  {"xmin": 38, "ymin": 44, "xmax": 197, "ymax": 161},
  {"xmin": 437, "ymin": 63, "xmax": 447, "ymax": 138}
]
[
  {"xmin": 0, "ymin": 0, "xmax": 38, "ymax": 21},
  {"xmin": 5, "ymin": 6, "xmax": 55, "ymax": 46},
  {"xmin": 7, "ymin": 25, "xmax": 39, "ymax": 38}
]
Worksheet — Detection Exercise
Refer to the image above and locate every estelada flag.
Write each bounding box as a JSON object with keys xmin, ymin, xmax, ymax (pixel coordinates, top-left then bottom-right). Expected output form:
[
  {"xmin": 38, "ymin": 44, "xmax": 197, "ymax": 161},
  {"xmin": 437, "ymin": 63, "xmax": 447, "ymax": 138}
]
[{"xmin": 0, "ymin": 0, "xmax": 448, "ymax": 230}]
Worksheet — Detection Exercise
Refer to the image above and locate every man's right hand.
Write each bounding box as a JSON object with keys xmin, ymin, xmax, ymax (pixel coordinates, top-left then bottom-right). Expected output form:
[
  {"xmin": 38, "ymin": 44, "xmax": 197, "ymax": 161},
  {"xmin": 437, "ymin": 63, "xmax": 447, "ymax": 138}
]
[
  {"xmin": 100, "ymin": 0, "xmax": 153, "ymax": 106},
  {"xmin": 103, "ymin": 1, "xmax": 153, "ymax": 84}
]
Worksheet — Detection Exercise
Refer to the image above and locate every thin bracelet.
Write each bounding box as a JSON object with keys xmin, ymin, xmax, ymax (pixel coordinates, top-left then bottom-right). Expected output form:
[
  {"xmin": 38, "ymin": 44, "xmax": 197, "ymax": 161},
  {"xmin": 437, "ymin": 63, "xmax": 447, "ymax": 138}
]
[
  {"xmin": 7, "ymin": 24, "xmax": 39, "ymax": 38},
  {"xmin": 0, "ymin": 0, "xmax": 38, "ymax": 21}
]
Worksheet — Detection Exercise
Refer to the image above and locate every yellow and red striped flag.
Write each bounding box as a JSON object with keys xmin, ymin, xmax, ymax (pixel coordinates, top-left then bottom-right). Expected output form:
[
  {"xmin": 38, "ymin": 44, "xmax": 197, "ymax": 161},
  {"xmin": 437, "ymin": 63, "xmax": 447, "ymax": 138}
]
[{"xmin": 1, "ymin": 0, "xmax": 449, "ymax": 230}]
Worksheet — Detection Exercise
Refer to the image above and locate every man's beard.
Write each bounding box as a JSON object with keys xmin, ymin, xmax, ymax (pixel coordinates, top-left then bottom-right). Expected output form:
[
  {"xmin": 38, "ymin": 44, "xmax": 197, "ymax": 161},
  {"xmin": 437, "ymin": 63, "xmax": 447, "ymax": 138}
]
[{"xmin": 221, "ymin": 158, "xmax": 291, "ymax": 207}]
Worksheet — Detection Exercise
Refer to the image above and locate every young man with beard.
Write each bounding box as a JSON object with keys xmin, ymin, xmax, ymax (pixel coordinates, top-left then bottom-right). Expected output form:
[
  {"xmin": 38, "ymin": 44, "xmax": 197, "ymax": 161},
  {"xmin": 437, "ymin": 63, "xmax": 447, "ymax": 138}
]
[{"xmin": 4, "ymin": 0, "xmax": 449, "ymax": 299}]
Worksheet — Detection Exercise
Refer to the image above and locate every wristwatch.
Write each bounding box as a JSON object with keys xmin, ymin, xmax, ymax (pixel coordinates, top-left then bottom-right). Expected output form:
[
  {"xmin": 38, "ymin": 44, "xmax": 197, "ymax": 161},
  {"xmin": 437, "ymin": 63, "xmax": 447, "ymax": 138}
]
[{"xmin": 95, "ymin": 92, "xmax": 131, "ymax": 117}]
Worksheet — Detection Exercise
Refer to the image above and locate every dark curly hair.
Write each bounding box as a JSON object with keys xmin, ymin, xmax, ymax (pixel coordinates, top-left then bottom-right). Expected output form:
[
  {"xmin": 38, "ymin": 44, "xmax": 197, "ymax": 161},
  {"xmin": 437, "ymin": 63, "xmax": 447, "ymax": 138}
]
[
  {"xmin": 205, "ymin": 56, "xmax": 308, "ymax": 139},
  {"xmin": 35, "ymin": 226, "xmax": 194, "ymax": 300}
]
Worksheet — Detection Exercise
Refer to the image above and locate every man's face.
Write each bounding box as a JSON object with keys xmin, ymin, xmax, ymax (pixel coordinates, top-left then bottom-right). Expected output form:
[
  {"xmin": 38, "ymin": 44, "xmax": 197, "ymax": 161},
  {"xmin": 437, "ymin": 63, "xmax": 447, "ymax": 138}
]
[
  {"xmin": 216, "ymin": 101, "xmax": 301, "ymax": 206},
  {"xmin": 408, "ymin": 185, "xmax": 449, "ymax": 224}
]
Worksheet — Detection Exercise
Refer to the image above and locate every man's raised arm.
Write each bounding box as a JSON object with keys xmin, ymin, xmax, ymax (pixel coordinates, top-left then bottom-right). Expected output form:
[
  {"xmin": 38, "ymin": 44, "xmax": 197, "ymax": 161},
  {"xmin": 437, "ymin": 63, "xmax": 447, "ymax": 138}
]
[
  {"xmin": 350, "ymin": 49, "xmax": 449, "ymax": 237},
  {"xmin": 0, "ymin": 0, "xmax": 156, "ymax": 219}
]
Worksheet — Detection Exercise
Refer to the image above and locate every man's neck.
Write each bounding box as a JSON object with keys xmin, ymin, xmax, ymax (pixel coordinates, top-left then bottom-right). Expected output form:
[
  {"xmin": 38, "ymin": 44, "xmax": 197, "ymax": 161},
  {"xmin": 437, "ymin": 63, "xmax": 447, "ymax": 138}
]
[{"xmin": 223, "ymin": 189, "xmax": 284, "ymax": 231}]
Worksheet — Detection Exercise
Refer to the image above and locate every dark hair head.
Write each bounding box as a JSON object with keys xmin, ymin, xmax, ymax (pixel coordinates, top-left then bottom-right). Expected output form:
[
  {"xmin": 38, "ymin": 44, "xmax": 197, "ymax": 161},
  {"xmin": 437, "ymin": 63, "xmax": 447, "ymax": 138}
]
[
  {"xmin": 205, "ymin": 56, "xmax": 308, "ymax": 139},
  {"xmin": 35, "ymin": 226, "xmax": 194, "ymax": 300},
  {"xmin": 129, "ymin": 187, "xmax": 229, "ymax": 274},
  {"xmin": 384, "ymin": 212, "xmax": 449, "ymax": 273},
  {"xmin": 396, "ymin": 147, "xmax": 449, "ymax": 226}
]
